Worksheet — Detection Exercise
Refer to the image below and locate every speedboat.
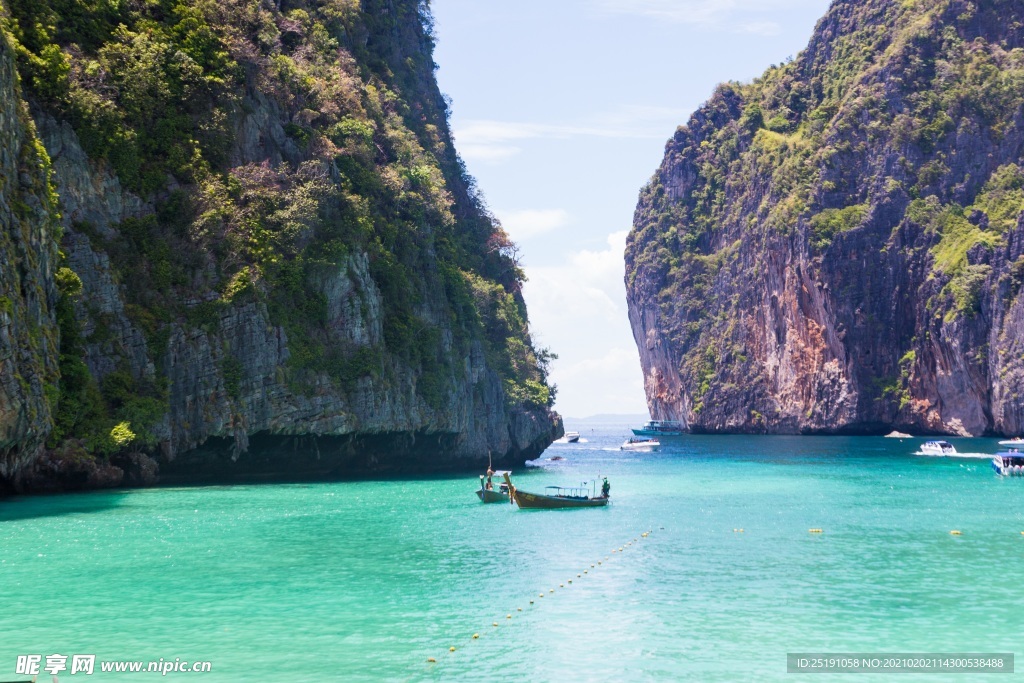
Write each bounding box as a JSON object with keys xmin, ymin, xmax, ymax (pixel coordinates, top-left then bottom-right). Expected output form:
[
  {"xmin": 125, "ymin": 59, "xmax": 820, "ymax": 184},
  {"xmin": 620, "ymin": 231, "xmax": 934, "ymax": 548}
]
[
  {"xmin": 565, "ymin": 431, "xmax": 580, "ymax": 443},
  {"xmin": 631, "ymin": 419, "xmax": 685, "ymax": 437},
  {"xmin": 621, "ymin": 437, "xmax": 660, "ymax": 451},
  {"xmin": 476, "ymin": 470, "xmax": 511, "ymax": 503},
  {"xmin": 919, "ymin": 440, "xmax": 957, "ymax": 455},
  {"xmin": 998, "ymin": 437, "xmax": 1024, "ymax": 446},
  {"xmin": 992, "ymin": 451, "xmax": 1024, "ymax": 476},
  {"xmin": 502, "ymin": 472, "xmax": 609, "ymax": 509}
]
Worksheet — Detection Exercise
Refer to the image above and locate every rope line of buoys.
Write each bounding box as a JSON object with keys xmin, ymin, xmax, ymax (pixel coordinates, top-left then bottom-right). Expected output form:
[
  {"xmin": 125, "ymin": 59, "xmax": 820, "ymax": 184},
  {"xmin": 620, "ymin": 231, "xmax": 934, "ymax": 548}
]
[{"xmin": 428, "ymin": 528, "xmax": 656, "ymax": 665}]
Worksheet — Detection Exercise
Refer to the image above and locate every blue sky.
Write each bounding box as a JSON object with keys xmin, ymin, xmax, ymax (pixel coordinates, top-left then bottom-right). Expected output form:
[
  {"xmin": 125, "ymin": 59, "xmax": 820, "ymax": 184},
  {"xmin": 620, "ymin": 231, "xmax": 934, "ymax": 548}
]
[{"xmin": 431, "ymin": 0, "xmax": 832, "ymax": 418}]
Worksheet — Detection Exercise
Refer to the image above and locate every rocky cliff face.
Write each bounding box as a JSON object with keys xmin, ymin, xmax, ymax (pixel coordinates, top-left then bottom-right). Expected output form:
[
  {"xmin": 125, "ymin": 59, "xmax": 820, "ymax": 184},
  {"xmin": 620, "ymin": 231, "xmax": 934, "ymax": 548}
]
[
  {"xmin": 0, "ymin": 28, "xmax": 60, "ymax": 480},
  {"xmin": 626, "ymin": 0, "xmax": 1024, "ymax": 436},
  {"xmin": 0, "ymin": 0, "xmax": 559, "ymax": 492}
]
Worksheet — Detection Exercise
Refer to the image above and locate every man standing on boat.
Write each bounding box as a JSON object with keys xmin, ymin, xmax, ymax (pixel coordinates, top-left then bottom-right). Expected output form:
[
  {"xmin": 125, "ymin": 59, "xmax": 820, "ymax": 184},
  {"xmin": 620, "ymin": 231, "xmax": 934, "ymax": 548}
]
[{"xmin": 601, "ymin": 478, "xmax": 610, "ymax": 498}]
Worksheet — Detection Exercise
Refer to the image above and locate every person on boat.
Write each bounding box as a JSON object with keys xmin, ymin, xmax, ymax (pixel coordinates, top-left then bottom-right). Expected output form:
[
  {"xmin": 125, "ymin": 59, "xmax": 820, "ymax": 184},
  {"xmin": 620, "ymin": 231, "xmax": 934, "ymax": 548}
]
[
  {"xmin": 485, "ymin": 468, "xmax": 494, "ymax": 490},
  {"xmin": 601, "ymin": 478, "xmax": 610, "ymax": 498}
]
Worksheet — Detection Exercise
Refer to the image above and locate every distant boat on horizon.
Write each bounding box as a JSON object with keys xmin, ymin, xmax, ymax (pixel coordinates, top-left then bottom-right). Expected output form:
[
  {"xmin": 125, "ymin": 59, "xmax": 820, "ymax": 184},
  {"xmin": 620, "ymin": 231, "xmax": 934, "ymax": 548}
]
[
  {"xmin": 919, "ymin": 440, "xmax": 957, "ymax": 456},
  {"xmin": 631, "ymin": 419, "xmax": 685, "ymax": 437},
  {"xmin": 621, "ymin": 437, "xmax": 660, "ymax": 451}
]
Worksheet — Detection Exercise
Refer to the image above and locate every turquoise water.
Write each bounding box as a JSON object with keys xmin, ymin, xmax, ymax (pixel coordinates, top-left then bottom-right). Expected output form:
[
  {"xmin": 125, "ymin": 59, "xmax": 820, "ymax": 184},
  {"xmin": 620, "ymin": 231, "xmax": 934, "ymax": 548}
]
[{"xmin": 2, "ymin": 426, "xmax": 1022, "ymax": 681}]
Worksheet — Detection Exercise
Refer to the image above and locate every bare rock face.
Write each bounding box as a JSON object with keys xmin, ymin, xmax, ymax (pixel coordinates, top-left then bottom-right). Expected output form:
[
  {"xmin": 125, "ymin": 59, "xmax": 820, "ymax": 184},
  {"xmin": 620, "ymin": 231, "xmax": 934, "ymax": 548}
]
[
  {"xmin": 0, "ymin": 31, "xmax": 60, "ymax": 483},
  {"xmin": 626, "ymin": 0, "xmax": 1024, "ymax": 436}
]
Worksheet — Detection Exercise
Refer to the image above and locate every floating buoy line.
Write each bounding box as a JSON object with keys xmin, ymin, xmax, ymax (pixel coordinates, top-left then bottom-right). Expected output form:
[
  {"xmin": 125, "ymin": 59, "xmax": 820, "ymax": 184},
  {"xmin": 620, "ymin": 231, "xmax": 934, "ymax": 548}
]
[
  {"xmin": 427, "ymin": 528, "xmax": 656, "ymax": 666},
  {"xmin": 427, "ymin": 524, "xmax": 999, "ymax": 666}
]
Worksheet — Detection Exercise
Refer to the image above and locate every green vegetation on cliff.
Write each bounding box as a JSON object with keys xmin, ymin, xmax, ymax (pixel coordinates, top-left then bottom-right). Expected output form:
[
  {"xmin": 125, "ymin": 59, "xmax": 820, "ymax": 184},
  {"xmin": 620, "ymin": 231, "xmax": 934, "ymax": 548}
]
[
  {"xmin": 1, "ymin": 0, "xmax": 555, "ymax": 470},
  {"xmin": 626, "ymin": 0, "xmax": 1024, "ymax": 435}
]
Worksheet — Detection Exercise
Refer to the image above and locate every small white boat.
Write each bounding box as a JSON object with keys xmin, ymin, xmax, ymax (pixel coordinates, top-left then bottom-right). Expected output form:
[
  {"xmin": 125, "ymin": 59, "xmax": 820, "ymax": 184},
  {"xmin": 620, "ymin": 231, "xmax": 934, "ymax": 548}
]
[
  {"xmin": 621, "ymin": 437, "xmax": 660, "ymax": 451},
  {"xmin": 919, "ymin": 440, "xmax": 957, "ymax": 455},
  {"xmin": 992, "ymin": 451, "xmax": 1024, "ymax": 476},
  {"xmin": 565, "ymin": 431, "xmax": 580, "ymax": 443},
  {"xmin": 998, "ymin": 437, "xmax": 1024, "ymax": 446}
]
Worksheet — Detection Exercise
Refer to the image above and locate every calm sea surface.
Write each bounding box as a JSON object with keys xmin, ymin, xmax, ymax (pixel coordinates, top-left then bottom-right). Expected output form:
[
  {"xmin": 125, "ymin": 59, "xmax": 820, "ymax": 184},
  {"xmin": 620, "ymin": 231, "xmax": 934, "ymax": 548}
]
[{"xmin": 2, "ymin": 422, "xmax": 1022, "ymax": 681}]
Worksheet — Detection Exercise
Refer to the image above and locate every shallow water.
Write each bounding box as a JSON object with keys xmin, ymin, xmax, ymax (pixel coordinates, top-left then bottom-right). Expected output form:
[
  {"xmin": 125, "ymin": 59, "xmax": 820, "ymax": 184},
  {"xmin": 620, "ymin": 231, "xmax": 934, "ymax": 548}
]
[{"xmin": 2, "ymin": 425, "xmax": 1021, "ymax": 681}]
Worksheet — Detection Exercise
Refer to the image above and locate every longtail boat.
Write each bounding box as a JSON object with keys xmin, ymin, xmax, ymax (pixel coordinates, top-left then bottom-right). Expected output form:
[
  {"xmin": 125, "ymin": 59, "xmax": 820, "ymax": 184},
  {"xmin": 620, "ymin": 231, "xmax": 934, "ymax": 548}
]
[
  {"xmin": 502, "ymin": 472, "xmax": 609, "ymax": 509},
  {"xmin": 476, "ymin": 470, "xmax": 511, "ymax": 503}
]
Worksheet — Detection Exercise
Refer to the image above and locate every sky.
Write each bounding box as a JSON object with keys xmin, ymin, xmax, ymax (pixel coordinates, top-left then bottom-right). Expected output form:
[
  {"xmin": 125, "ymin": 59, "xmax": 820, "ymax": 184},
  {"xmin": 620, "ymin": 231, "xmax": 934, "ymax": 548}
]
[{"xmin": 431, "ymin": 0, "xmax": 832, "ymax": 419}]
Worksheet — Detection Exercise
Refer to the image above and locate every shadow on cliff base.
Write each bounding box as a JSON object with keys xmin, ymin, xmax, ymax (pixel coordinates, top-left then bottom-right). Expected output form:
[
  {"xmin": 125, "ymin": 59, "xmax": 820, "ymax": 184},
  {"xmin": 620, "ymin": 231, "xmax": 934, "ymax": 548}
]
[{"xmin": 158, "ymin": 430, "xmax": 547, "ymax": 485}]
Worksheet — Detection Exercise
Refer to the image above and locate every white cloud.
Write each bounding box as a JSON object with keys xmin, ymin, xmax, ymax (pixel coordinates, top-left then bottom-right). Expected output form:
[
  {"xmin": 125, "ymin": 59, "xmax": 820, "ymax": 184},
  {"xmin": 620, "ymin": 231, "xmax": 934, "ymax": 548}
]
[
  {"xmin": 553, "ymin": 347, "xmax": 646, "ymax": 417},
  {"xmin": 451, "ymin": 105, "xmax": 688, "ymax": 165},
  {"xmin": 519, "ymin": 230, "xmax": 649, "ymax": 417},
  {"xmin": 593, "ymin": 0, "xmax": 824, "ymax": 34},
  {"xmin": 497, "ymin": 209, "xmax": 571, "ymax": 241},
  {"xmin": 458, "ymin": 144, "xmax": 521, "ymax": 164},
  {"xmin": 527, "ymin": 230, "xmax": 630, "ymax": 324}
]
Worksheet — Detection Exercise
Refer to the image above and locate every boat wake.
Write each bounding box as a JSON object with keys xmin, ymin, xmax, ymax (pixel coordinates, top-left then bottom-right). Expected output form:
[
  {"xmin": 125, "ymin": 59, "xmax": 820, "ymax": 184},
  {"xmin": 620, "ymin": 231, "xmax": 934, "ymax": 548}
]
[{"xmin": 915, "ymin": 451, "xmax": 993, "ymax": 459}]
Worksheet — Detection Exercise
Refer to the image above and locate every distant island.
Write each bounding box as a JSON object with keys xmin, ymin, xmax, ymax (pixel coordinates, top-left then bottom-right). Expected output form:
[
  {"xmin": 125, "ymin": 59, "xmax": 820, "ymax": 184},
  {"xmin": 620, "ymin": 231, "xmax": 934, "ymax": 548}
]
[{"xmin": 626, "ymin": 0, "xmax": 1024, "ymax": 437}]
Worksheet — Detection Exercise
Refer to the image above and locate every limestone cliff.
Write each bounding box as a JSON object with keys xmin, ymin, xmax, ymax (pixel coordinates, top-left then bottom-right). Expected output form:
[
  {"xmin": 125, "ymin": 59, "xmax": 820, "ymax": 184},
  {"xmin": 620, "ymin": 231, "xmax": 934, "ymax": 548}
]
[
  {"xmin": 0, "ymin": 28, "xmax": 60, "ymax": 480},
  {"xmin": 0, "ymin": 0, "xmax": 559, "ymax": 492},
  {"xmin": 626, "ymin": 0, "xmax": 1024, "ymax": 436}
]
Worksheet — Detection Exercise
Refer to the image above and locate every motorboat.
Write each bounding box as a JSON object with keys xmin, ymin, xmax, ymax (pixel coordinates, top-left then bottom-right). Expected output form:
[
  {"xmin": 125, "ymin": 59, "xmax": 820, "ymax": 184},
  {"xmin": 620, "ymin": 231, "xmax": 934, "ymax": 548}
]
[
  {"xmin": 565, "ymin": 431, "xmax": 580, "ymax": 443},
  {"xmin": 503, "ymin": 472, "xmax": 609, "ymax": 509},
  {"xmin": 476, "ymin": 470, "xmax": 511, "ymax": 503},
  {"xmin": 919, "ymin": 440, "xmax": 957, "ymax": 455},
  {"xmin": 998, "ymin": 437, "xmax": 1024, "ymax": 447},
  {"xmin": 631, "ymin": 419, "xmax": 685, "ymax": 437},
  {"xmin": 992, "ymin": 451, "xmax": 1024, "ymax": 476},
  {"xmin": 621, "ymin": 437, "xmax": 660, "ymax": 451}
]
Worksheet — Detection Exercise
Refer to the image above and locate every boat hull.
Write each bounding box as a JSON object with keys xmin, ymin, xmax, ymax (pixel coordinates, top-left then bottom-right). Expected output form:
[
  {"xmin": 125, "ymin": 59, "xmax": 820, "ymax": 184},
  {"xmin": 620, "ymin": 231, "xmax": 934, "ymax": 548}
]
[
  {"xmin": 512, "ymin": 490, "xmax": 608, "ymax": 509},
  {"xmin": 476, "ymin": 489, "xmax": 509, "ymax": 503},
  {"xmin": 630, "ymin": 428, "xmax": 684, "ymax": 437}
]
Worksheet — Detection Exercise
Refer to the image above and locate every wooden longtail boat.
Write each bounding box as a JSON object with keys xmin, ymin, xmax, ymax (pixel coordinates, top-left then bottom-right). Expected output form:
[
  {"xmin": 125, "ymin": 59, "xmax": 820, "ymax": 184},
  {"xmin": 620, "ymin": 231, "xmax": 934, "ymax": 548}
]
[
  {"xmin": 502, "ymin": 472, "xmax": 609, "ymax": 509},
  {"xmin": 476, "ymin": 470, "xmax": 511, "ymax": 503}
]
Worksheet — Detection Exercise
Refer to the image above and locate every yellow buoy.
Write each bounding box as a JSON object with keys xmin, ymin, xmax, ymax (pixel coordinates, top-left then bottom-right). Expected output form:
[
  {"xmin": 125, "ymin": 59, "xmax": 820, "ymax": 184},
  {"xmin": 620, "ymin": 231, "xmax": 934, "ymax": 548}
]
[
  {"xmin": 492, "ymin": 622, "xmax": 498, "ymax": 627},
  {"xmin": 559, "ymin": 584, "xmax": 564, "ymax": 588},
  {"xmin": 506, "ymin": 614, "xmax": 512, "ymax": 619},
  {"xmin": 529, "ymin": 600, "xmax": 534, "ymax": 604},
  {"xmin": 473, "ymin": 634, "xmax": 479, "ymax": 639},
  {"xmin": 549, "ymin": 589, "xmax": 554, "ymax": 593},
  {"xmin": 427, "ymin": 657, "xmax": 436, "ymax": 663},
  {"xmin": 450, "ymin": 647, "xmax": 456, "ymax": 652},
  {"xmin": 517, "ymin": 607, "xmax": 522, "ymax": 611},
  {"xmin": 809, "ymin": 528, "xmax": 823, "ymax": 533},
  {"xmin": 568, "ymin": 580, "xmax": 572, "ymax": 584},
  {"xmin": 642, "ymin": 532, "xmax": 648, "ymax": 537},
  {"xmin": 950, "ymin": 530, "xmax": 962, "ymax": 535},
  {"xmin": 577, "ymin": 574, "xmax": 581, "ymax": 578}
]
